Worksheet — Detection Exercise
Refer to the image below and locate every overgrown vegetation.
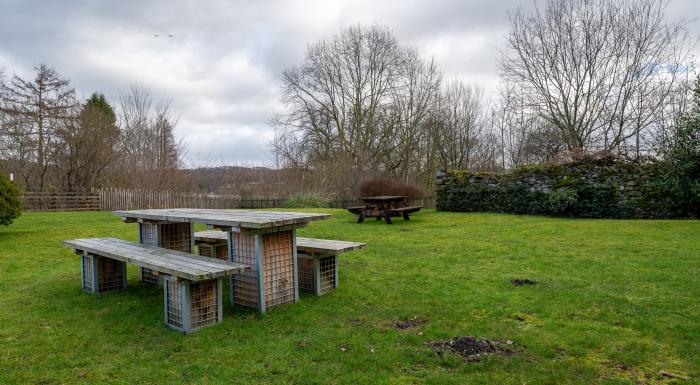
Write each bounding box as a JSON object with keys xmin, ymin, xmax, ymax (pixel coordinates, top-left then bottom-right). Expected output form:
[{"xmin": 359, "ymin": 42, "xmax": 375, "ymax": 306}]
[
  {"xmin": 283, "ymin": 193, "xmax": 330, "ymax": 208},
  {"xmin": 0, "ymin": 174, "xmax": 21, "ymax": 225},
  {"xmin": 1, "ymin": 211, "xmax": 698, "ymax": 384},
  {"xmin": 438, "ymin": 71, "xmax": 700, "ymax": 219},
  {"xmin": 358, "ymin": 178, "xmax": 426, "ymax": 200},
  {"xmin": 437, "ymin": 156, "xmax": 698, "ymax": 218},
  {"xmin": 659, "ymin": 75, "xmax": 700, "ymax": 217}
]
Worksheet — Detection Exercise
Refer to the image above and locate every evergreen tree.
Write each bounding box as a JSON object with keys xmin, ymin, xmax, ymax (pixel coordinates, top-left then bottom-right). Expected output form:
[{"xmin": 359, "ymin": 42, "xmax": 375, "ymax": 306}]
[
  {"xmin": 84, "ymin": 92, "xmax": 116, "ymax": 121},
  {"xmin": 57, "ymin": 92, "xmax": 119, "ymax": 191},
  {"xmin": 0, "ymin": 173, "xmax": 22, "ymax": 226},
  {"xmin": 666, "ymin": 75, "xmax": 700, "ymax": 216}
]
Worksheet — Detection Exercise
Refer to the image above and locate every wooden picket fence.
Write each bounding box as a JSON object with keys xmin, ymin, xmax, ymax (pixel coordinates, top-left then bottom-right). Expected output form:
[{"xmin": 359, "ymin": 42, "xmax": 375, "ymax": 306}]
[
  {"xmin": 98, "ymin": 188, "xmax": 286, "ymax": 211},
  {"xmin": 22, "ymin": 192, "xmax": 100, "ymax": 212},
  {"xmin": 21, "ymin": 188, "xmax": 436, "ymax": 212}
]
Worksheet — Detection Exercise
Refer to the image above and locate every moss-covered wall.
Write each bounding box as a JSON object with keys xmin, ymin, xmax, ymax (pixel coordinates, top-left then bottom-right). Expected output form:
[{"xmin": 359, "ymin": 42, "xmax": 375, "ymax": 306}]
[{"xmin": 436, "ymin": 161, "xmax": 686, "ymax": 218}]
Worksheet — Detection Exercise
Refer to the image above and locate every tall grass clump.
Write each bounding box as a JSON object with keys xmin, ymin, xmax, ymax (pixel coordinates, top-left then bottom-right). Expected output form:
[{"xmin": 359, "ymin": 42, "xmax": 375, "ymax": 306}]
[{"xmin": 283, "ymin": 193, "xmax": 330, "ymax": 208}]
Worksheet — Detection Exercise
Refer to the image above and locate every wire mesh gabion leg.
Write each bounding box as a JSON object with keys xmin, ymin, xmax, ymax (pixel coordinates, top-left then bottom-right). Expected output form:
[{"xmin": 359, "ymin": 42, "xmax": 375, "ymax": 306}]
[
  {"xmin": 296, "ymin": 254, "xmax": 338, "ymax": 296},
  {"xmin": 262, "ymin": 231, "xmax": 295, "ymax": 308},
  {"xmin": 190, "ymin": 280, "xmax": 221, "ymax": 330},
  {"xmin": 196, "ymin": 241, "xmax": 228, "ymax": 261},
  {"xmin": 164, "ymin": 277, "xmax": 185, "ymax": 331},
  {"xmin": 297, "ymin": 256, "xmax": 315, "ymax": 293},
  {"xmin": 159, "ymin": 223, "xmax": 193, "ymax": 253},
  {"xmin": 215, "ymin": 244, "xmax": 229, "ymax": 260},
  {"xmin": 139, "ymin": 222, "xmax": 193, "ymax": 285},
  {"xmin": 197, "ymin": 242, "xmax": 214, "ymax": 257},
  {"xmin": 140, "ymin": 268, "xmax": 160, "ymax": 284},
  {"xmin": 230, "ymin": 230, "xmax": 295, "ymax": 312},
  {"xmin": 81, "ymin": 255, "xmax": 95, "ymax": 293},
  {"xmin": 318, "ymin": 256, "xmax": 337, "ymax": 295},
  {"xmin": 81, "ymin": 254, "xmax": 126, "ymax": 294},
  {"xmin": 230, "ymin": 232, "xmax": 260, "ymax": 309},
  {"xmin": 163, "ymin": 276, "xmax": 223, "ymax": 333},
  {"xmin": 139, "ymin": 223, "xmax": 160, "ymax": 284},
  {"xmin": 96, "ymin": 257, "xmax": 127, "ymax": 293}
]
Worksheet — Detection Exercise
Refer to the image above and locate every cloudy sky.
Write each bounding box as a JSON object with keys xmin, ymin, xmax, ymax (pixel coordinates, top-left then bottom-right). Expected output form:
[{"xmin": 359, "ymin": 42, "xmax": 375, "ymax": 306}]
[{"xmin": 1, "ymin": 0, "xmax": 698, "ymax": 167}]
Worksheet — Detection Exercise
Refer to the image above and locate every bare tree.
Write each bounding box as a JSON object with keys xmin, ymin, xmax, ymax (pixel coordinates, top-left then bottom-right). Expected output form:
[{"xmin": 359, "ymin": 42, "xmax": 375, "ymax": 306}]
[
  {"xmin": 273, "ymin": 25, "xmax": 441, "ymax": 191},
  {"xmin": 112, "ymin": 84, "xmax": 186, "ymax": 190},
  {"xmin": 0, "ymin": 64, "xmax": 77, "ymax": 191},
  {"xmin": 386, "ymin": 50, "xmax": 442, "ymax": 182},
  {"xmin": 431, "ymin": 81, "xmax": 488, "ymax": 170},
  {"xmin": 500, "ymin": 0, "xmax": 694, "ymax": 156}
]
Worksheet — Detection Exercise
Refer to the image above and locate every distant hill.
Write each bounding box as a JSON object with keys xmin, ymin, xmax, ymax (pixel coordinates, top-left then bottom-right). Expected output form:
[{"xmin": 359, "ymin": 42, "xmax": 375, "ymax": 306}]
[{"xmin": 182, "ymin": 166, "xmax": 286, "ymax": 196}]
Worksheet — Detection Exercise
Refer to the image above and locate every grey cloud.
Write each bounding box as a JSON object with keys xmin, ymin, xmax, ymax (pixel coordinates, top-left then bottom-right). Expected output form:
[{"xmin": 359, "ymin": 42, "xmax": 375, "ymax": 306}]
[{"xmin": 1, "ymin": 0, "xmax": 698, "ymax": 166}]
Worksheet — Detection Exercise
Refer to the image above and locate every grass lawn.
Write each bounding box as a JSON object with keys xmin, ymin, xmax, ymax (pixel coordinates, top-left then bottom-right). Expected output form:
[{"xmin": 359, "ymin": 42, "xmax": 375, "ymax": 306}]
[{"xmin": 0, "ymin": 210, "xmax": 698, "ymax": 385}]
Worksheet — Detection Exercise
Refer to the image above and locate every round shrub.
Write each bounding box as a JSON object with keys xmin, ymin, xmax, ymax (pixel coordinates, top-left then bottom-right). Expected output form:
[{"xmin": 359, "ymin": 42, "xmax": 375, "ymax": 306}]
[
  {"xmin": 0, "ymin": 175, "xmax": 22, "ymax": 226},
  {"xmin": 358, "ymin": 178, "xmax": 425, "ymax": 199},
  {"xmin": 283, "ymin": 193, "xmax": 329, "ymax": 208}
]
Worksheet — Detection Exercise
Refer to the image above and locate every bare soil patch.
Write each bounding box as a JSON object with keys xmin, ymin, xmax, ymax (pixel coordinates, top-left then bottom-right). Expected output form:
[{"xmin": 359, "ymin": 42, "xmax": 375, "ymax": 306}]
[
  {"xmin": 395, "ymin": 316, "xmax": 427, "ymax": 330},
  {"xmin": 427, "ymin": 336, "xmax": 517, "ymax": 362}
]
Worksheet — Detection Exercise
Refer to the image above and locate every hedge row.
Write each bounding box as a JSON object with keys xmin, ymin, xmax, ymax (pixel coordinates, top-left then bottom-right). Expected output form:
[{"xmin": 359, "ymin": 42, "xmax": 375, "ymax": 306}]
[{"xmin": 436, "ymin": 160, "xmax": 694, "ymax": 219}]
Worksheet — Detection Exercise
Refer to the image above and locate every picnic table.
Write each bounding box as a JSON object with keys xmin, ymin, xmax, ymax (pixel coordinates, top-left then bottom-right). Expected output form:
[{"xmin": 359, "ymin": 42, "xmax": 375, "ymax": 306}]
[
  {"xmin": 113, "ymin": 209, "xmax": 330, "ymax": 313},
  {"xmin": 347, "ymin": 196, "xmax": 422, "ymax": 224}
]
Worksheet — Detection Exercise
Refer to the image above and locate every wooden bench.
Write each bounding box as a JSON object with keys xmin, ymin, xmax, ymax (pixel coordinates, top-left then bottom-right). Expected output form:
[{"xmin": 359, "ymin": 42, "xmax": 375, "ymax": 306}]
[
  {"xmin": 346, "ymin": 206, "xmax": 366, "ymax": 215},
  {"xmin": 63, "ymin": 237, "xmax": 250, "ymax": 333},
  {"xmin": 194, "ymin": 231, "xmax": 366, "ymax": 295},
  {"xmin": 387, "ymin": 205, "xmax": 423, "ymax": 220}
]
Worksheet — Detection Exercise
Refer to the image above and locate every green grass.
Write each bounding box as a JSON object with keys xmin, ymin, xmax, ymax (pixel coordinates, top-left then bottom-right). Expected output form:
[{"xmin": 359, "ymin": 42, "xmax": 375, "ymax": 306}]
[{"xmin": 0, "ymin": 210, "xmax": 698, "ymax": 385}]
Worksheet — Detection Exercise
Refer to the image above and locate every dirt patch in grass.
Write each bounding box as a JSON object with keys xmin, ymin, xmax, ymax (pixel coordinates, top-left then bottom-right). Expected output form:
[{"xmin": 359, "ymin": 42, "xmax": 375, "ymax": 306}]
[
  {"xmin": 348, "ymin": 319, "xmax": 362, "ymax": 327},
  {"xmin": 511, "ymin": 278, "xmax": 537, "ymax": 286},
  {"xmin": 395, "ymin": 316, "xmax": 427, "ymax": 330},
  {"xmin": 427, "ymin": 336, "xmax": 517, "ymax": 362}
]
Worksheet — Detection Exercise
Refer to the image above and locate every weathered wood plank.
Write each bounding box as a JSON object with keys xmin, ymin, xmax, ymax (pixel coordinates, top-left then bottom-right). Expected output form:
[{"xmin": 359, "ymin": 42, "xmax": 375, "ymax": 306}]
[
  {"xmin": 113, "ymin": 209, "xmax": 331, "ymax": 229},
  {"xmin": 63, "ymin": 238, "xmax": 249, "ymax": 281}
]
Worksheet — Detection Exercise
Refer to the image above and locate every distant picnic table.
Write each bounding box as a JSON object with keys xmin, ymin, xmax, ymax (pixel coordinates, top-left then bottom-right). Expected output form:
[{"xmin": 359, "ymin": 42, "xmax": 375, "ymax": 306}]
[{"xmin": 347, "ymin": 196, "xmax": 422, "ymax": 224}]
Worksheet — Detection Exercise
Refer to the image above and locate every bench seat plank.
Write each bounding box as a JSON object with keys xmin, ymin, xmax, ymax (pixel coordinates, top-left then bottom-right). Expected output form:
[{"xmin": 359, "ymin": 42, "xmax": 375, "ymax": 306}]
[
  {"xmin": 64, "ymin": 237, "xmax": 249, "ymax": 282},
  {"xmin": 296, "ymin": 238, "xmax": 366, "ymax": 255},
  {"xmin": 68, "ymin": 238, "xmax": 209, "ymax": 281},
  {"xmin": 388, "ymin": 206, "xmax": 422, "ymax": 214},
  {"xmin": 101, "ymin": 239, "xmax": 235, "ymax": 271}
]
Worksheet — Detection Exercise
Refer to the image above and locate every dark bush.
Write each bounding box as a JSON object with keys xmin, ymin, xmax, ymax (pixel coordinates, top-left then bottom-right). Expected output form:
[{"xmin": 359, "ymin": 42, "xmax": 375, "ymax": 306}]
[
  {"xmin": 0, "ymin": 175, "xmax": 22, "ymax": 226},
  {"xmin": 358, "ymin": 178, "xmax": 425, "ymax": 200}
]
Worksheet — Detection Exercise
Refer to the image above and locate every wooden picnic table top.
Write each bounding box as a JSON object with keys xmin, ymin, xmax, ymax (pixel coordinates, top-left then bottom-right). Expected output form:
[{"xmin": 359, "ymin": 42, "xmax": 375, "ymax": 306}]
[
  {"xmin": 64, "ymin": 237, "xmax": 250, "ymax": 281},
  {"xmin": 361, "ymin": 196, "xmax": 407, "ymax": 203},
  {"xmin": 113, "ymin": 208, "xmax": 331, "ymax": 229}
]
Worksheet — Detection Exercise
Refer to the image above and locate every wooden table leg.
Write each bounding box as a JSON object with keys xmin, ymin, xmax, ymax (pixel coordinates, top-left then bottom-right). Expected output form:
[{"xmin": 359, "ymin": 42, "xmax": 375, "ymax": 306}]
[{"xmin": 381, "ymin": 203, "xmax": 392, "ymax": 224}]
